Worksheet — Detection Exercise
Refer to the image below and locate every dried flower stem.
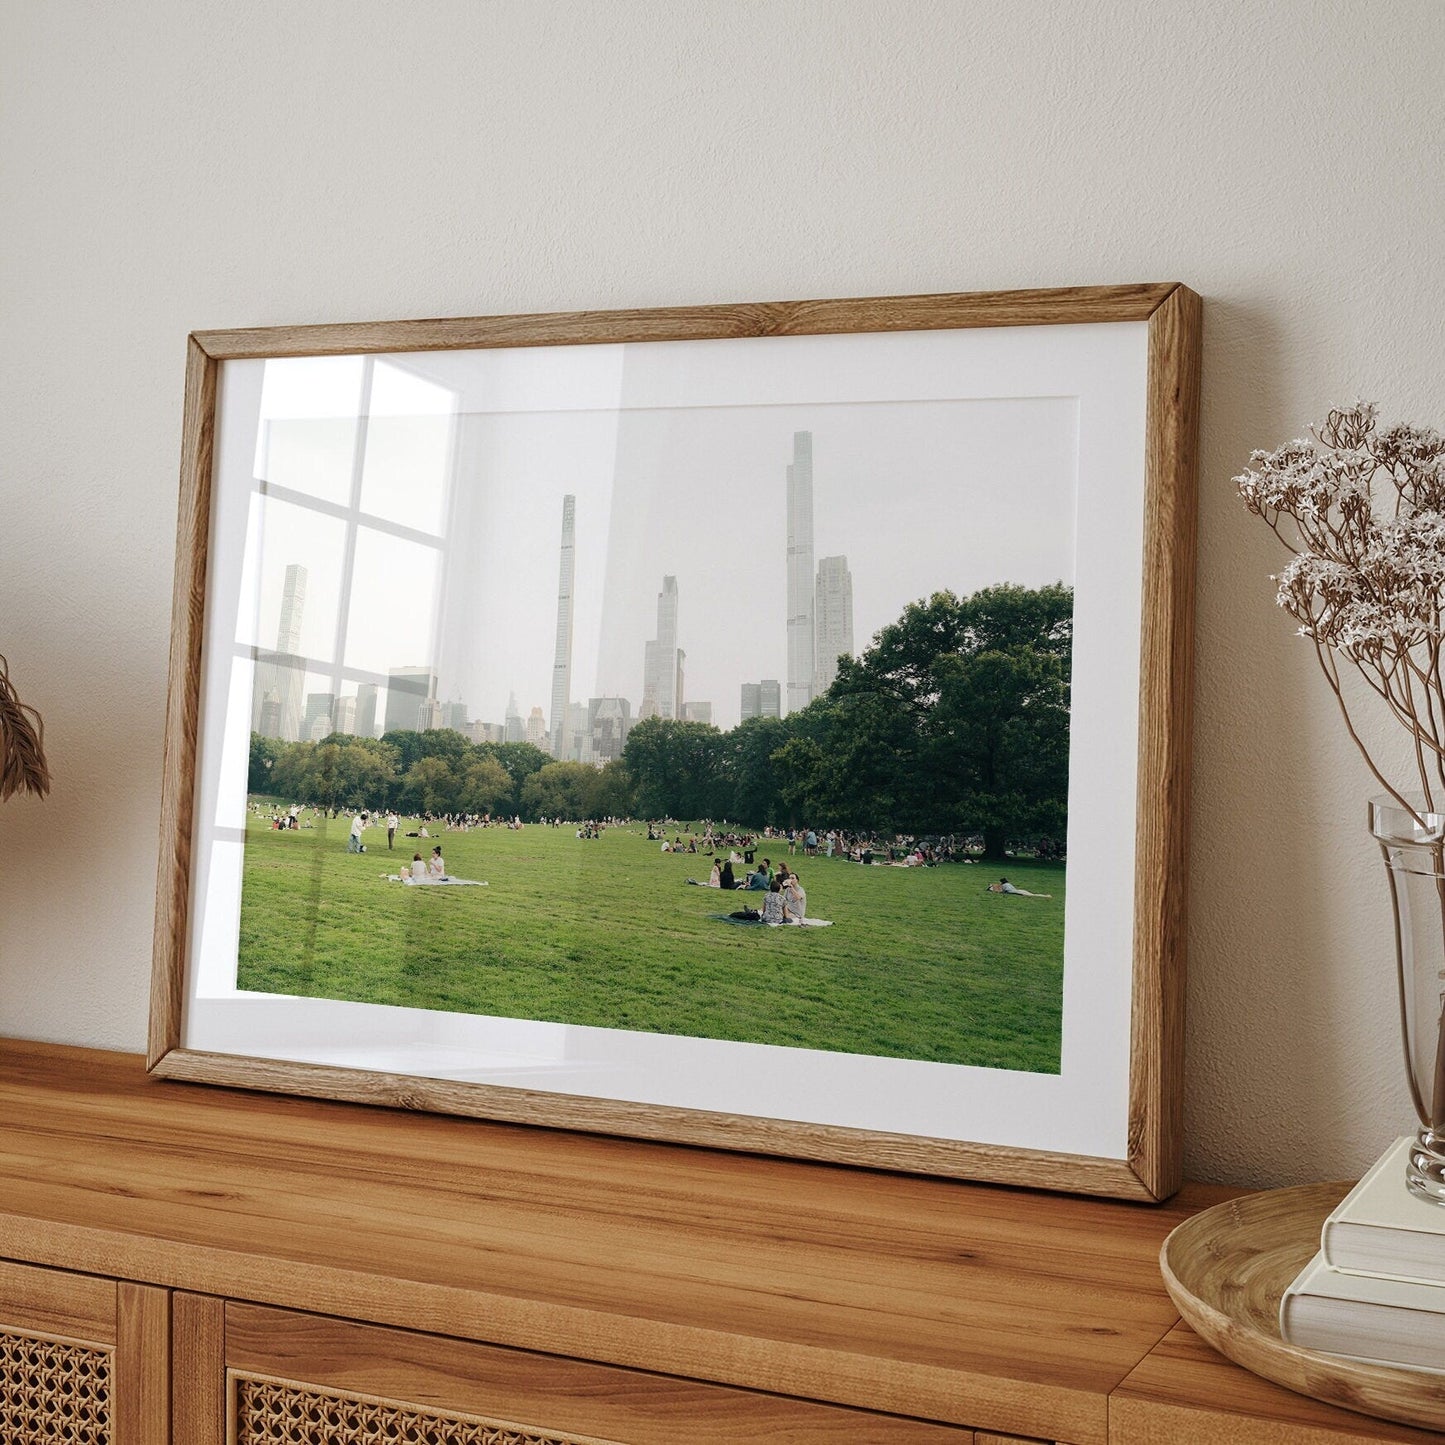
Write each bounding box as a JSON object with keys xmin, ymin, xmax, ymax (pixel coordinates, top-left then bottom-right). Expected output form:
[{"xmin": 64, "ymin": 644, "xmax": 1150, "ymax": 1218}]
[
  {"xmin": 1237, "ymin": 404, "xmax": 1445, "ymax": 817},
  {"xmin": 0, "ymin": 654, "xmax": 51, "ymax": 801}
]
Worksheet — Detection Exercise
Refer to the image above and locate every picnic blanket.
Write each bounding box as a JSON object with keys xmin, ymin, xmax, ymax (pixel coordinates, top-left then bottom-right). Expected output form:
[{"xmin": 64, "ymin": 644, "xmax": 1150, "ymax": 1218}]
[
  {"xmin": 387, "ymin": 875, "xmax": 488, "ymax": 887},
  {"xmin": 708, "ymin": 913, "xmax": 833, "ymax": 928}
]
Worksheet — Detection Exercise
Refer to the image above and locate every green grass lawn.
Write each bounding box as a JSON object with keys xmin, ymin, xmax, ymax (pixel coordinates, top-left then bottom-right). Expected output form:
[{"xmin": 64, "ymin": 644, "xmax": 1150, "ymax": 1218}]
[{"xmin": 236, "ymin": 809, "xmax": 1065, "ymax": 1072}]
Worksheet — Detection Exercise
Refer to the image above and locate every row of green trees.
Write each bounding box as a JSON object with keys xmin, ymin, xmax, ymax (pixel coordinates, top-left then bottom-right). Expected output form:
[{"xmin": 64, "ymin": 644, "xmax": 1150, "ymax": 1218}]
[{"xmin": 249, "ymin": 584, "xmax": 1072, "ymax": 857}]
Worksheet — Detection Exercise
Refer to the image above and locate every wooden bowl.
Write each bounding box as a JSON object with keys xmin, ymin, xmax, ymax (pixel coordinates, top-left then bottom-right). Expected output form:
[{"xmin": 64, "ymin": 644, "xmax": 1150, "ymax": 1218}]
[{"xmin": 1161, "ymin": 1182, "xmax": 1445, "ymax": 1432}]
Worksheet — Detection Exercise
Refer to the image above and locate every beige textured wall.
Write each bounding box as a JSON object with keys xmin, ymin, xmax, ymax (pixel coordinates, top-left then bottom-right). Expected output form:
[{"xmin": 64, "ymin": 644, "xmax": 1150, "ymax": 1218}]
[{"xmin": 2, "ymin": 0, "xmax": 1439, "ymax": 1187}]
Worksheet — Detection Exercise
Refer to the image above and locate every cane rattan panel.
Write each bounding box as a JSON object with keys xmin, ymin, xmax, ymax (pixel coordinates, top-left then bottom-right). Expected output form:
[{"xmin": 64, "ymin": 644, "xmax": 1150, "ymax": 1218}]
[
  {"xmin": 0, "ymin": 1328, "xmax": 111, "ymax": 1445},
  {"xmin": 233, "ymin": 1375, "xmax": 623, "ymax": 1445}
]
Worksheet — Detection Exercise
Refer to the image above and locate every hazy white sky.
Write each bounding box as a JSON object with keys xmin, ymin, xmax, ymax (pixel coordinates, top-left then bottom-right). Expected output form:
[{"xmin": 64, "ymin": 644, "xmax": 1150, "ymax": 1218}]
[{"xmin": 240, "ymin": 342, "xmax": 1078, "ymax": 733}]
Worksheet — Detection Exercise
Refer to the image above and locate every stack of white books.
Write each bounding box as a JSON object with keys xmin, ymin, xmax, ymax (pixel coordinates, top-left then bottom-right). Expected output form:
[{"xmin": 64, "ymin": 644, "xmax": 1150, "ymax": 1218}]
[{"xmin": 1280, "ymin": 1136, "xmax": 1445, "ymax": 1373}]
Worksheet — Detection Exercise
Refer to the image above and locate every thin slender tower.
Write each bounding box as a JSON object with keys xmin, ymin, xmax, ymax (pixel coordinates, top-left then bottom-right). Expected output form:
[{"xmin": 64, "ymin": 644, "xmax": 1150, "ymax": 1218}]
[
  {"xmin": 549, "ymin": 495, "xmax": 577, "ymax": 757},
  {"xmin": 785, "ymin": 431, "xmax": 815, "ymax": 715},
  {"xmin": 252, "ymin": 562, "xmax": 308, "ymax": 740}
]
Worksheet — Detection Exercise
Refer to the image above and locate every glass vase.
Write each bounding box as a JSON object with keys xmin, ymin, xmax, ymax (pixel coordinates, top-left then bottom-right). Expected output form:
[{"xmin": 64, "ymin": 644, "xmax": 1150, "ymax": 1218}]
[{"xmin": 1372, "ymin": 796, "xmax": 1445, "ymax": 1202}]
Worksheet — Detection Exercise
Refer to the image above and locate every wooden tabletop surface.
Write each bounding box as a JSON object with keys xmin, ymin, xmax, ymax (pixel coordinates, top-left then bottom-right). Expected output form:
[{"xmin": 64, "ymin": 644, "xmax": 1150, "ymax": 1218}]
[{"xmin": 2, "ymin": 1039, "xmax": 1428, "ymax": 1443}]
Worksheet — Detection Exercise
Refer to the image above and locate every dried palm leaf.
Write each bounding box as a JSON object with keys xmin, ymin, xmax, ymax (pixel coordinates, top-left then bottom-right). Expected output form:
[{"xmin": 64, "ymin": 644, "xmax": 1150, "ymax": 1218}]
[{"xmin": 0, "ymin": 654, "xmax": 51, "ymax": 801}]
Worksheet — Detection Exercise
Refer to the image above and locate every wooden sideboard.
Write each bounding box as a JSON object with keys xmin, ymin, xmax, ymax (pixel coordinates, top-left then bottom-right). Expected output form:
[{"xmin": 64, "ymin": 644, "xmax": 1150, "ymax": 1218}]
[{"xmin": 0, "ymin": 1039, "xmax": 1438, "ymax": 1444}]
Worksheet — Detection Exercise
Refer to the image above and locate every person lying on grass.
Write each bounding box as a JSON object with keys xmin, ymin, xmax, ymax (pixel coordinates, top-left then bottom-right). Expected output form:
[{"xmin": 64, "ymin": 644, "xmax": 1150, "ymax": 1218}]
[{"xmin": 987, "ymin": 877, "xmax": 1051, "ymax": 898}]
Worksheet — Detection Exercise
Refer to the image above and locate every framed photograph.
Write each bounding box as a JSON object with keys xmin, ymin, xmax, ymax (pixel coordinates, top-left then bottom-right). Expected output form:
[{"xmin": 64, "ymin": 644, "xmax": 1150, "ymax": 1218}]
[{"xmin": 149, "ymin": 285, "xmax": 1200, "ymax": 1201}]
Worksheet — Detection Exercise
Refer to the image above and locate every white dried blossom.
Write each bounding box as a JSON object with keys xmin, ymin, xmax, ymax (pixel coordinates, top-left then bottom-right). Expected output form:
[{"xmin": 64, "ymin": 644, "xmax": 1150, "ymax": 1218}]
[{"xmin": 1239, "ymin": 404, "xmax": 1445, "ymax": 806}]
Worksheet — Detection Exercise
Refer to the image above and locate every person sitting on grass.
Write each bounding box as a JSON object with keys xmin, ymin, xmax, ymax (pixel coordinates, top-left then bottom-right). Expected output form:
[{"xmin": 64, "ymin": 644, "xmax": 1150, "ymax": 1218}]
[
  {"xmin": 988, "ymin": 877, "xmax": 1051, "ymax": 898},
  {"xmin": 708, "ymin": 860, "xmax": 721, "ymax": 887},
  {"xmin": 762, "ymin": 877, "xmax": 786, "ymax": 926},
  {"xmin": 745, "ymin": 859, "xmax": 771, "ymax": 891},
  {"xmin": 410, "ymin": 852, "xmax": 427, "ymax": 881},
  {"xmin": 427, "ymin": 845, "xmax": 446, "ymax": 879},
  {"xmin": 718, "ymin": 859, "xmax": 738, "ymax": 890},
  {"xmin": 781, "ymin": 872, "xmax": 807, "ymax": 922}
]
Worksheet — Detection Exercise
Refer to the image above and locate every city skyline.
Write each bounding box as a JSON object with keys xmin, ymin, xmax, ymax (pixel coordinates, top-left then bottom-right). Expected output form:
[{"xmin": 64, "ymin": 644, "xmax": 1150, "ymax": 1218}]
[
  {"xmin": 245, "ymin": 385, "xmax": 1075, "ymax": 741},
  {"xmin": 261, "ymin": 534, "xmax": 857, "ymax": 750}
]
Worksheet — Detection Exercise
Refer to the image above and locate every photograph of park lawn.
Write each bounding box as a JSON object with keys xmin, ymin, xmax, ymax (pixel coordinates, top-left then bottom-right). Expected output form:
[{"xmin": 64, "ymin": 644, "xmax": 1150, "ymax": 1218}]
[{"xmin": 240, "ymin": 583, "xmax": 1070, "ymax": 1072}]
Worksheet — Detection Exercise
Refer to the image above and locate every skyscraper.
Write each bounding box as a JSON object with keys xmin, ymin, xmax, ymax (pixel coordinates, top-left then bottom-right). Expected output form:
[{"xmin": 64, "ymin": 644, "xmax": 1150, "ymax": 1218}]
[
  {"xmin": 813, "ymin": 554, "xmax": 854, "ymax": 694},
  {"xmin": 355, "ymin": 683, "xmax": 379, "ymax": 739},
  {"xmin": 549, "ymin": 495, "xmax": 576, "ymax": 757},
  {"xmin": 441, "ymin": 701, "xmax": 470, "ymax": 732},
  {"xmin": 682, "ymin": 701, "xmax": 712, "ymax": 725},
  {"xmin": 504, "ymin": 691, "xmax": 524, "ymax": 743},
  {"xmin": 525, "ymin": 705, "xmax": 547, "ymax": 749},
  {"xmin": 741, "ymin": 680, "xmax": 781, "ymax": 721},
  {"xmin": 251, "ymin": 563, "xmax": 309, "ymax": 740},
  {"xmin": 785, "ymin": 432, "xmax": 815, "ymax": 715},
  {"xmin": 384, "ymin": 667, "xmax": 437, "ymax": 734},
  {"xmin": 588, "ymin": 696, "xmax": 632, "ymax": 762},
  {"xmin": 333, "ymin": 695, "xmax": 357, "ymax": 736},
  {"xmin": 641, "ymin": 575, "xmax": 680, "ymax": 720},
  {"xmin": 302, "ymin": 691, "xmax": 335, "ymax": 742},
  {"xmin": 563, "ymin": 700, "xmax": 590, "ymax": 762}
]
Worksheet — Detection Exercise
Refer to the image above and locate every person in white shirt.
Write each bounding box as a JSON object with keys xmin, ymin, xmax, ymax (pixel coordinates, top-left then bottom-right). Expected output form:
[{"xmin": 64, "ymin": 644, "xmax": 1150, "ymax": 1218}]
[
  {"xmin": 386, "ymin": 812, "xmax": 398, "ymax": 849},
  {"xmin": 427, "ymin": 846, "xmax": 446, "ymax": 879},
  {"xmin": 348, "ymin": 811, "xmax": 369, "ymax": 852},
  {"xmin": 410, "ymin": 853, "xmax": 427, "ymax": 880},
  {"xmin": 989, "ymin": 877, "xmax": 1051, "ymax": 898}
]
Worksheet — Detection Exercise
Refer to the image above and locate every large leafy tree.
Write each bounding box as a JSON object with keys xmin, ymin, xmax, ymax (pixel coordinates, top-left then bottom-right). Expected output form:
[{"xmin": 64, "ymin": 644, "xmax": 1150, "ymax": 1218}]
[
  {"xmin": 400, "ymin": 755, "xmax": 458, "ymax": 815},
  {"xmin": 622, "ymin": 718, "xmax": 727, "ymax": 821},
  {"xmin": 830, "ymin": 583, "xmax": 1072, "ymax": 855},
  {"xmin": 589, "ymin": 759, "xmax": 635, "ymax": 819},
  {"xmin": 266, "ymin": 734, "xmax": 398, "ymax": 811},
  {"xmin": 488, "ymin": 741, "xmax": 551, "ymax": 803},
  {"xmin": 457, "ymin": 755, "xmax": 514, "ymax": 816},
  {"xmin": 722, "ymin": 715, "xmax": 789, "ymax": 826},
  {"xmin": 520, "ymin": 761, "xmax": 602, "ymax": 820},
  {"xmin": 248, "ymin": 733, "xmax": 287, "ymax": 795}
]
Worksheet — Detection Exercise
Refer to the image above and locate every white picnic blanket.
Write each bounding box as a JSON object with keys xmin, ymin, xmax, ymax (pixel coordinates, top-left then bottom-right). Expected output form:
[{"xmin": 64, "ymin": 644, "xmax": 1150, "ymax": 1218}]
[{"xmin": 387, "ymin": 875, "xmax": 488, "ymax": 887}]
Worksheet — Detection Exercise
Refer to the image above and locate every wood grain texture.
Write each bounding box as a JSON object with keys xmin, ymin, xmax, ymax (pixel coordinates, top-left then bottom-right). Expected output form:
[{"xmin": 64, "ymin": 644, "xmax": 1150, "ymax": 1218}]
[
  {"xmin": 173, "ymin": 1293, "xmax": 225, "ymax": 1445},
  {"xmin": 0, "ymin": 1257, "xmax": 114, "ymax": 1344},
  {"xmin": 1111, "ymin": 1324, "xmax": 1444, "ymax": 1444},
  {"xmin": 225, "ymin": 1302, "xmax": 970, "ymax": 1443},
  {"xmin": 190, "ymin": 285, "xmax": 1178, "ymax": 360},
  {"xmin": 150, "ymin": 1047, "xmax": 1159, "ymax": 1200},
  {"xmin": 148, "ymin": 335, "xmax": 216, "ymax": 1069},
  {"xmin": 115, "ymin": 1282, "xmax": 170, "ymax": 1445},
  {"xmin": 149, "ymin": 283, "xmax": 1198, "ymax": 1203},
  {"xmin": 1127, "ymin": 283, "xmax": 1203, "ymax": 1202},
  {"xmin": 1160, "ymin": 1184, "xmax": 1445, "ymax": 1434},
  {"xmin": 0, "ymin": 1042, "xmax": 1234, "ymax": 1444}
]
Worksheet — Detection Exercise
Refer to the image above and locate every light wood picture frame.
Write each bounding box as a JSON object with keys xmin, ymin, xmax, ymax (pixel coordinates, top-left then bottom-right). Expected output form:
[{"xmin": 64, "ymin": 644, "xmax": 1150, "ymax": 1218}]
[{"xmin": 149, "ymin": 284, "xmax": 1201, "ymax": 1200}]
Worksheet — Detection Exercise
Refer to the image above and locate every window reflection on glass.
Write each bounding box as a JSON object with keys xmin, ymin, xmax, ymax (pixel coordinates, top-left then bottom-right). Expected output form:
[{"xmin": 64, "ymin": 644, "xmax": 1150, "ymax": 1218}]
[
  {"xmin": 254, "ymin": 357, "xmax": 365, "ymax": 506},
  {"xmin": 342, "ymin": 526, "xmax": 442, "ymax": 682},
  {"xmin": 358, "ymin": 360, "xmax": 457, "ymax": 535},
  {"xmin": 236, "ymin": 493, "xmax": 346, "ymax": 668}
]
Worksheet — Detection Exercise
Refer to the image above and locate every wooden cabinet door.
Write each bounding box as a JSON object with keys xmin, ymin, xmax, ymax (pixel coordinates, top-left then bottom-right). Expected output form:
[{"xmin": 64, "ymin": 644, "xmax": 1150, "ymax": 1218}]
[
  {"xmin": 0, "ymin": 1258, "xmax": 168, "ymax": 1444},
  {"xmin": 174, "ymin": 1294, "xmax": 971, "ymax": 1444}
]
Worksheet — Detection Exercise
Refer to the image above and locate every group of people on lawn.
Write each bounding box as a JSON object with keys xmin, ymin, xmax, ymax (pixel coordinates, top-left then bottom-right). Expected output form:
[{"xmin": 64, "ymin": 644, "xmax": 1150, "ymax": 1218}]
[{"xmin": 691, "ymin": 856, "xmax": 807, "ymax": 922}]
